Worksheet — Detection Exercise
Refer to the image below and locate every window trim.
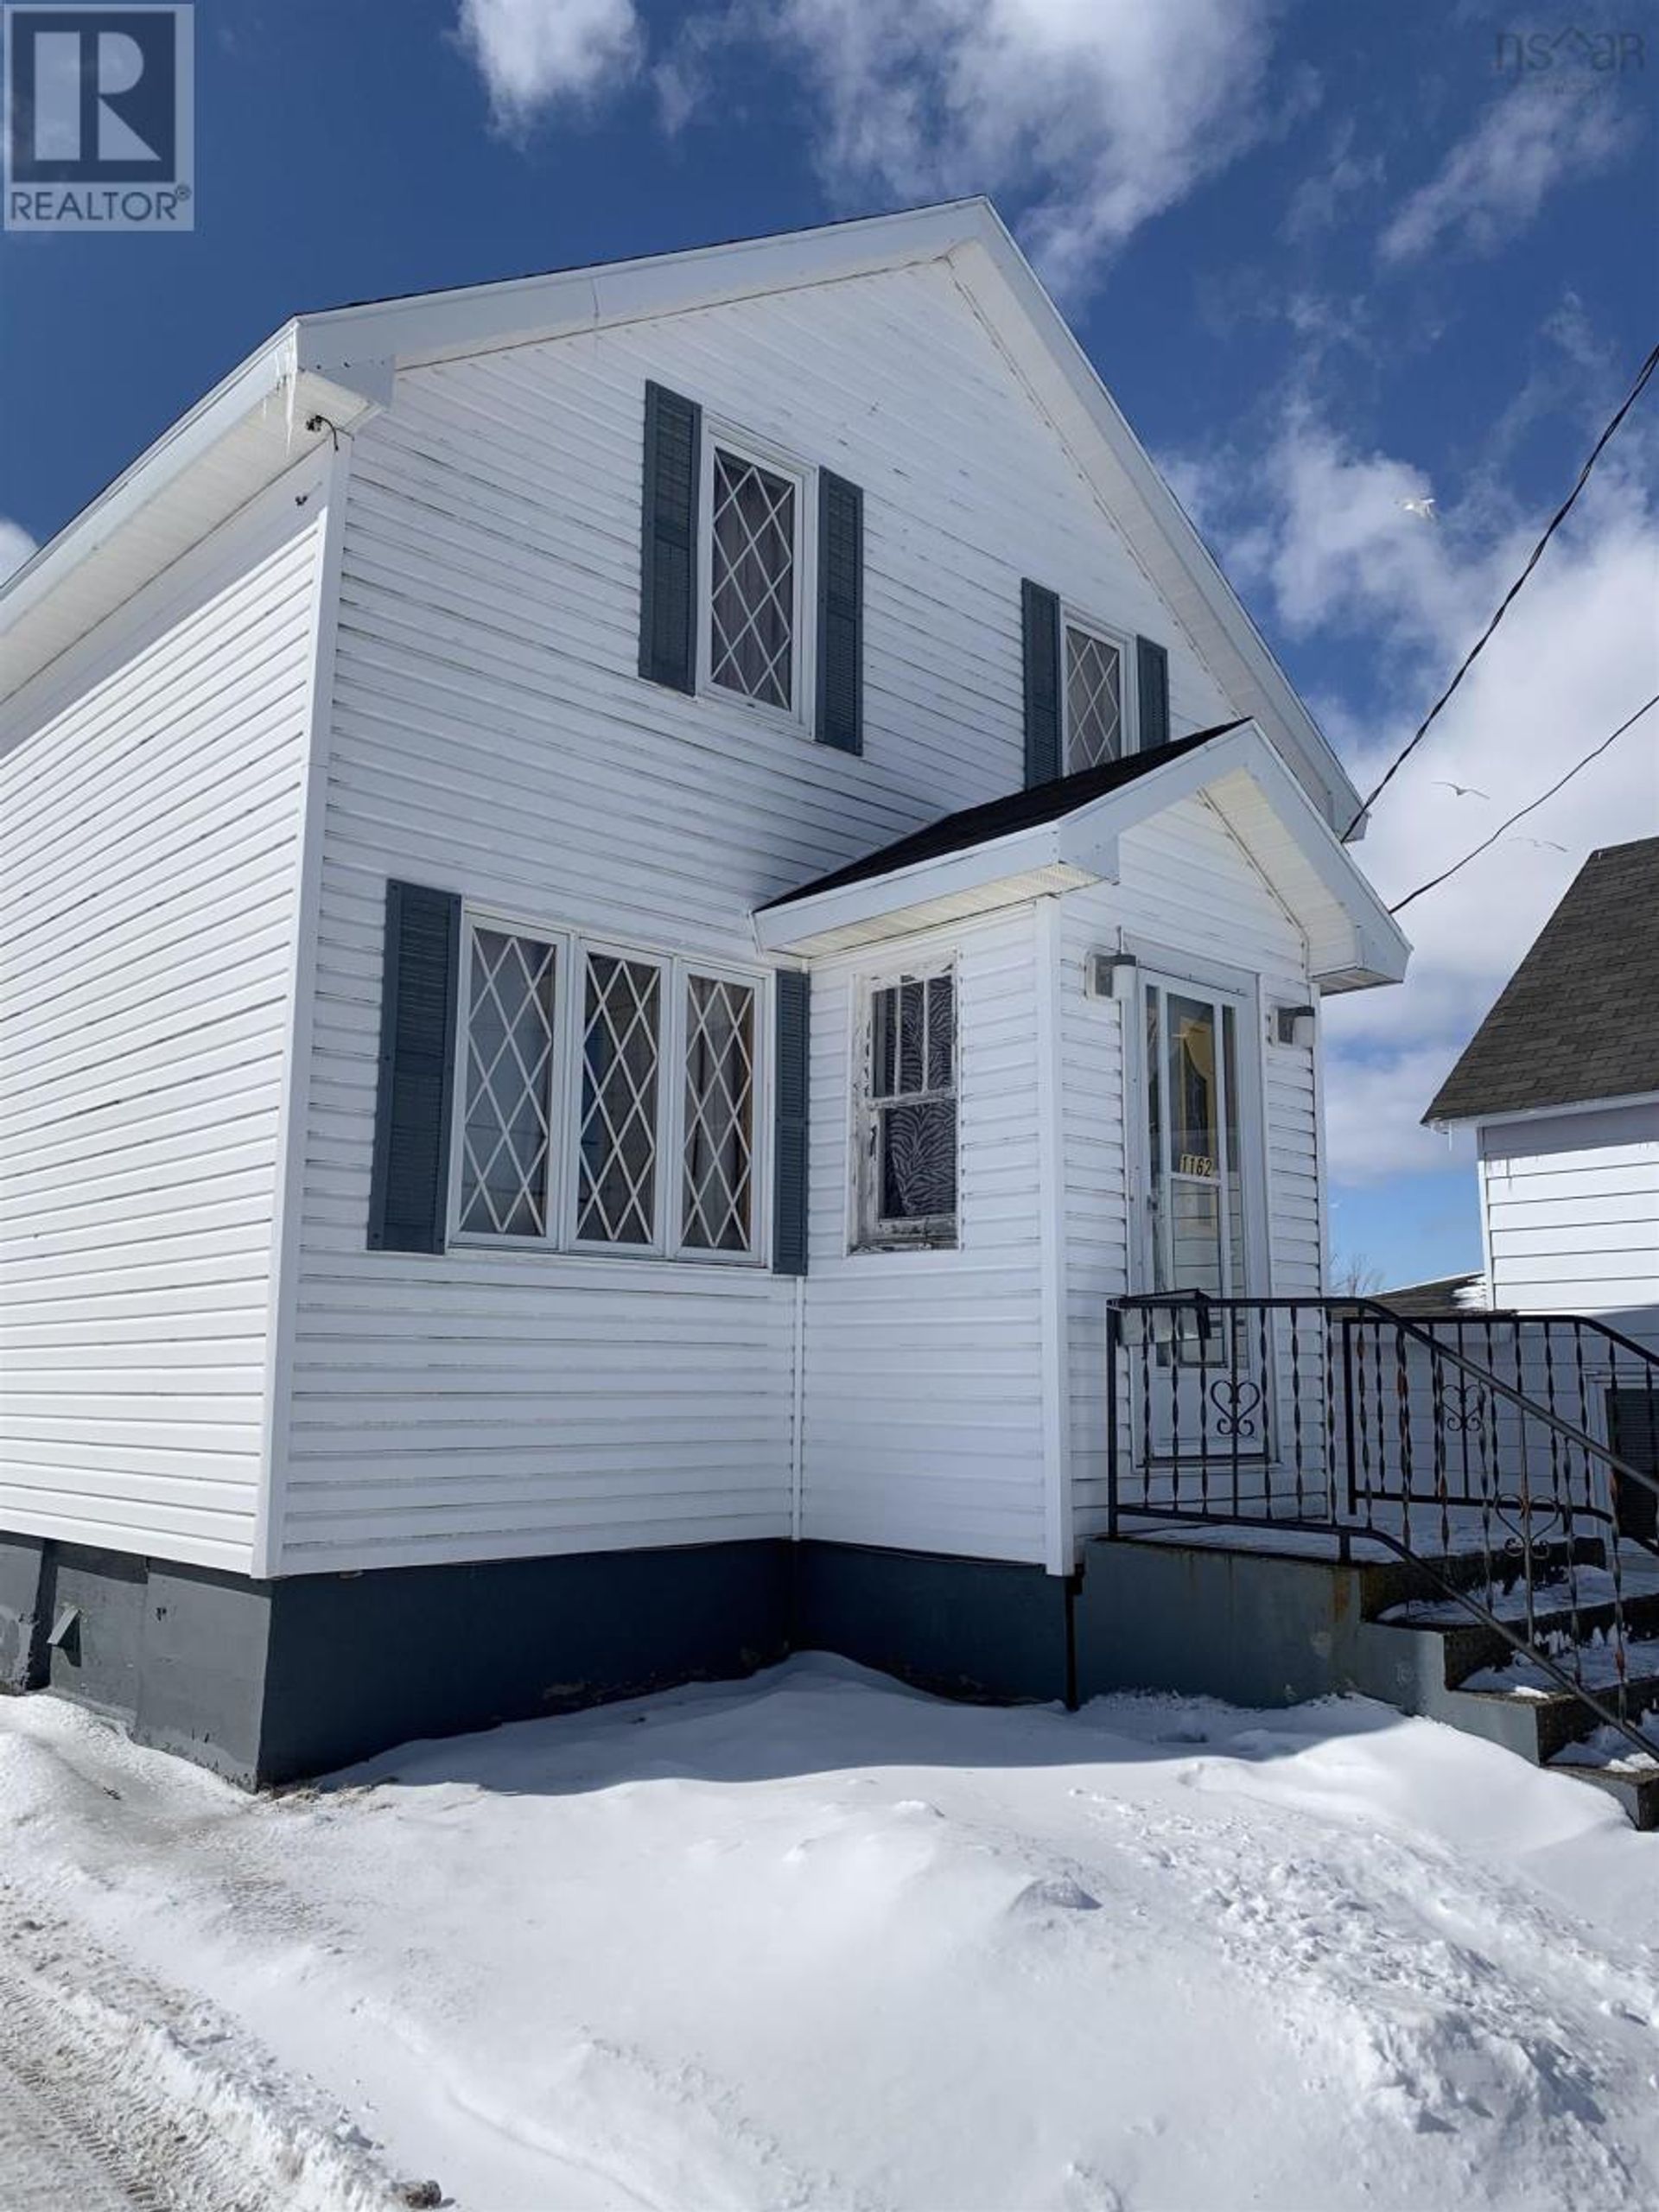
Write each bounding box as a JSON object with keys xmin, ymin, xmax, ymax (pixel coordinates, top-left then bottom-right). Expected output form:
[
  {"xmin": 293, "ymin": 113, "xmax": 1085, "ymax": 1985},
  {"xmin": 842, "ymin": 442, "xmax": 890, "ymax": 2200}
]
[
  {"xmin": 1061, "ymin": 608, "xmax": 1135, "ymax": 772},
  {"xmin": 851, "ymin": 957, "xmax": 960, "ymax": 1254},
  {"xmin": 446, "ymin": 908, "xmax": 772, "ymax": 1268},
  {"xmin": 698, "ymin": 418, "xmax": 816, "ymax": 728}
]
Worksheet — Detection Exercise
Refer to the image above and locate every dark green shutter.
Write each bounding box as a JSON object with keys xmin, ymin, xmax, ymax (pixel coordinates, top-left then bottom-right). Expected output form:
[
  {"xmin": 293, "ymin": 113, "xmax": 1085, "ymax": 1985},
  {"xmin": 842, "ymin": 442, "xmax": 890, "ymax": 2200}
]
[
  {"xmin": 772, "ymin": 969, "xmax": 810, "ymax": 1276},
  {"xmin": 1135, "ymin": 635, "xmax": 1170, "ymax": 751},
  {"xmin": 639, "ymin": 382, "xmax": 701, "ymax": 693},
  {"xmin": 1021, "ymin": 580, "xmax": 1062, "ymax": 787},
  {"xmin": 816, "ymin": 471, "xmax": 863, "ymax": 753},
  {"xmin": 368, "ymin": 880, "xmax": 461, "ymax": 1255}
]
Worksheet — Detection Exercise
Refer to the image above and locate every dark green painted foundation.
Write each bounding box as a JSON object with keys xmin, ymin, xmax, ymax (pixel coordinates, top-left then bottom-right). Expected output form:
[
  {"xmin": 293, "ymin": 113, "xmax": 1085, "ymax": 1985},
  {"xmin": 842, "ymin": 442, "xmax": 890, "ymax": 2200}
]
[{"xmin": 0, "ymin": 1530, "xmax": 1074, "ymax": 1785}]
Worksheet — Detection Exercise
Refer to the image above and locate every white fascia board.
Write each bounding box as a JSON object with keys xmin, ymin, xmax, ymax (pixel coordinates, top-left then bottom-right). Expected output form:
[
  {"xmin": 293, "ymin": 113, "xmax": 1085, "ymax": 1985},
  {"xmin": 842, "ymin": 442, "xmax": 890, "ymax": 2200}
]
[
  {"xmin": 757, "ymin": 721, "xmax": 1405, "ymax": 975},
  {"xmin": 753, "ymin": 823, "xmax": 1107, "ymax": 954},
  {"xmin": 295, "ymin": 200, "xmax": 992, "ymax": 380},
  {"xmin": 1432, "ymin": 1090, "xmax": 1659, "ymax": 1134},
  {"xmin": 1104, "ymin": 721, "xmax": 1408, "ymax": 985},
  {"xmin": 0, "ymin": 332, "xmax": 387, "ymax": 649},
  {"xmin": 949, "ymin": 214, "xmax": 1365, "ymax": 841}
]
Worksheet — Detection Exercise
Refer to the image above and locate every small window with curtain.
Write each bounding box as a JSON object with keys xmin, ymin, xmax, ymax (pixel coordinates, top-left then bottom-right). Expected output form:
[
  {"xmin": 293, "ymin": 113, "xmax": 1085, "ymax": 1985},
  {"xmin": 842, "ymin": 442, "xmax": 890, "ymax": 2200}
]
[
  {"xmin": 707, "ymin": 438, "xmax": 802, "ymax": 714},
  {"xmin": 1065, "ymin": 620, "xmax": 1125, "ymax": 771},
  {"xmin": 457, "ymin": 927, "xmax": 558, "ymax": 1238},
  {"xmin": 682, "ymin": 973, "xmax": 758, "ymax": 1255},
  {"xmin": 856, "ymin": 964, "xmax": 957, "ymax": 1249}
]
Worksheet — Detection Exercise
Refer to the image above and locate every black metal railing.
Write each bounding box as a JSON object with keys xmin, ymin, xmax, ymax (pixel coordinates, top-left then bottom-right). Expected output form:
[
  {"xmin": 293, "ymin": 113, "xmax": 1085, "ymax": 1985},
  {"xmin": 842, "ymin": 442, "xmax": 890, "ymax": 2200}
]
[{"xmin": 1106, "ymin": 1293, "xmax": 1659, "ymax": 1764}]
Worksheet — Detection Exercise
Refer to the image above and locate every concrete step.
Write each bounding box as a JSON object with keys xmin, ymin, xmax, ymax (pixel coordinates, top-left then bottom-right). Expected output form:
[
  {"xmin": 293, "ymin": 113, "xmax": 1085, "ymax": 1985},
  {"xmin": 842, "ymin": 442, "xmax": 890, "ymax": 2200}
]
[
  {"xmin": 1545, "ymin": 1745, "xmax": 1659, "ymax": 1831},
  {"xmin": 1401, "ymin": 1593, "xmax": 1659, "ymax": 1688}
]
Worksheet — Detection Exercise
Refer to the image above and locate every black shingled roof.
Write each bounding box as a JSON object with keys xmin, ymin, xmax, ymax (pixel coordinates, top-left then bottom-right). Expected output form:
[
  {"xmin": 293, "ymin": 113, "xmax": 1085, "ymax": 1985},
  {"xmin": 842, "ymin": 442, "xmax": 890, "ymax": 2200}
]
[
  {"xmin": 1425, "ymin": 836, "xmax": 1659, "ymax": 1123},
  {"xmin": 760, "ymin": 721, "xmax": 1245, "ymax": 912}
]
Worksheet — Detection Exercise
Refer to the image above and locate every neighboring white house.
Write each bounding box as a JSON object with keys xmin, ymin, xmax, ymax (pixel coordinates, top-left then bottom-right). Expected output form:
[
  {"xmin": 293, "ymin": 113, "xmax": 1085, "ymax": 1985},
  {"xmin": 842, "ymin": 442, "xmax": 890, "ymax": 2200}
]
[
  {"xmin": 0, "ymin": 200, "xmax": 1410, "ymax": 1782},
  {"xmin": 1426, "ymin": 837, "xmax": 1659, "ymax": 1356}
]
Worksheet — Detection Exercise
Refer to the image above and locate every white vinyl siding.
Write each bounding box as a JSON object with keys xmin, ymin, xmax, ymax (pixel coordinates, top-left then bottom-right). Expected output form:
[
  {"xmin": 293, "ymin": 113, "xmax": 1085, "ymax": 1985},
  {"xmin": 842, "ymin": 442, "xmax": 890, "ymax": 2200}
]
[
  {"xmin": 0, "ymin": 472, "xmax": 327, "ymax": 1573},
  {"xmin": 1479, "ymin": 1104, "xmax": 1659, "ymax": 1351},
  {"xmin": 273, "ymin": 258, "xmax": 1230, "ymax": 1575},
  {"xmin": 1058, "ymin": 794, "xmax": 1324, "ymax": 1540},
  {"xmin": 800, "ymin": 911, "xmax": 1048, "ymax": 1564}
]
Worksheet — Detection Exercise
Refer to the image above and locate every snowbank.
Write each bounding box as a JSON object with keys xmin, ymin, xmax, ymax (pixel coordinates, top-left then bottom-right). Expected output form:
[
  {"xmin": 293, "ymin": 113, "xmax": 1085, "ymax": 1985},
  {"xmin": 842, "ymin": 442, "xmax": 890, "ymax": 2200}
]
[{"xmin": 3, "ymin": 1656, "xmax": 1657, "ymax": 2210}]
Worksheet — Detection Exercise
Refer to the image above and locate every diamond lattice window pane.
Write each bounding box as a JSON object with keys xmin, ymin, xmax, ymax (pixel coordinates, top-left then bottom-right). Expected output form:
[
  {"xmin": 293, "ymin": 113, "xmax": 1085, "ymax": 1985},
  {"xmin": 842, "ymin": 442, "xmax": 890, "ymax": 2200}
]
[
  {"xmin": 682, "ymin": 976, "xmax": 757, "ymax": 1254},
  {"xmin": 1065, "ymin": 626, "xmax": 1123, "ymax": 770},
  {"xmin": 577, "ymin": 954, "xmax": 662, "ymax": 1246},
  {"xmin": 459, "ymin": 930, "xmax": 557, "ymax": 1237},
  {"xmin": 710, "ymin": 448, "xmax": 796, "ymax": 709}
]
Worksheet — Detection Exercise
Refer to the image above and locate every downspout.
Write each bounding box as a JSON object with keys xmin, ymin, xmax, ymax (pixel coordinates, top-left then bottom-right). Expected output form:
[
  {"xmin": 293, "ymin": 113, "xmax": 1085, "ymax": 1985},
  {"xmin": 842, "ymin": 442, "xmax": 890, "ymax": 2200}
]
[
  {"xmin": 790, "ymin": 1274, "xmax": 806, "ymax": 1544},
  {"xmin": 1035, "ymin": 897, "xmax": 1074, "ymax": 1580}
]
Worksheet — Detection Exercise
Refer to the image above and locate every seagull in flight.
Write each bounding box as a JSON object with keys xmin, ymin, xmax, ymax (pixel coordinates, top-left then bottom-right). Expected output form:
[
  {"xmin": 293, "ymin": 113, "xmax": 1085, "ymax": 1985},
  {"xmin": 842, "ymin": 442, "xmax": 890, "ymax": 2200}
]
[
  {"xmin": 1434, "ymin": 779, "xmax": 1489, "ymax": 798},
  {"xmin": 1509, "ymin": 836, "xmax": 1567, "ymax": 852},
  {"xmin": 1401, "ymin": 496, "xmax": 1437, "ymax": 521}
]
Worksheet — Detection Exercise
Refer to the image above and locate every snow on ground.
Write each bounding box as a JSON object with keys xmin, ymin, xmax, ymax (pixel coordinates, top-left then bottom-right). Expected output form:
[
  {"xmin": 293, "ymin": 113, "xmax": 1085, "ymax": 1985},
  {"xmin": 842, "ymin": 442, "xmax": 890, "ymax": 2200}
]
[{"xmin": 4, "ymin": 1656, "xmax": 1659, "ymax": 2212}]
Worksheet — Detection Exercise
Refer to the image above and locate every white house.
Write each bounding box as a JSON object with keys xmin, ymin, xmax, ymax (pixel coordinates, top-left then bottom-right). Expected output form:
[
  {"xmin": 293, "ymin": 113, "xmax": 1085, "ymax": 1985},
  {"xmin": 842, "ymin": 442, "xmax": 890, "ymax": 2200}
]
[
  {"xmin": 0, "ymin": 200, "xmax": 1412, "ymax": 1783},
  {"xmin": 1426, "ymin": 838, "xmax": 1659, "ymax": 1510}
]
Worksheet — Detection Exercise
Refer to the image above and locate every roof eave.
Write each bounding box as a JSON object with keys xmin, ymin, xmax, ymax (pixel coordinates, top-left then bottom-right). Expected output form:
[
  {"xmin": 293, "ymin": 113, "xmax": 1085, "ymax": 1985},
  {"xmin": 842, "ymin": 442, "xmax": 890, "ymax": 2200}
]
[
  {"xmin": 757, "ymin": 721, "xmax": 1408, "ymax": 979},
  {"xmin": 0, "ymin": 330, "xmax": 389, "ymax": 691}
]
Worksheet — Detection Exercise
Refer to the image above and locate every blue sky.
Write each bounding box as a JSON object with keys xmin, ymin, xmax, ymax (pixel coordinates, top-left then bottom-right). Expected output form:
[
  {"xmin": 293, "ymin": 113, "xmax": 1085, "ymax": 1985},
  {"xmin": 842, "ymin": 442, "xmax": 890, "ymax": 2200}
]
[{"xmin": 3, "ymin": 0, "xmax": 1656, "ymax": 1286}]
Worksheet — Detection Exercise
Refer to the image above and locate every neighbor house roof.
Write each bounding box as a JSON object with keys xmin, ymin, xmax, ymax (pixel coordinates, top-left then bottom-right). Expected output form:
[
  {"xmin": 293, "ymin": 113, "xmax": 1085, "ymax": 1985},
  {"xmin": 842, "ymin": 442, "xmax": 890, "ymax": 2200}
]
[
  {"xmin": 1374, "ymin": 1274, "xmax": 1488, "ymax": 1319},
  {"xmin": 753, "ymin": 716, "xmax": 1410, "ymax": 990},
  {"xmin": 1426, "ymin": 836, "xmax": 1659, "ymax": 1124},
  {"xmin": 0, "ymin": 200, "xmax": 1364, "ymax": 837}
]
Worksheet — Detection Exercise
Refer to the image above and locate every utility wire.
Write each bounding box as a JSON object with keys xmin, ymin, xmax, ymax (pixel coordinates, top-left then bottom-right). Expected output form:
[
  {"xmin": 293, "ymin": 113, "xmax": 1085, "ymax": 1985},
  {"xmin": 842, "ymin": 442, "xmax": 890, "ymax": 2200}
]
[
  {"xmin": 1345, "ymin": 338, "xmax": 1659, "ymax": 839},
  {"xmin": 1389, "ymin": 692, "xmax": 1658, "ymax": 914}
]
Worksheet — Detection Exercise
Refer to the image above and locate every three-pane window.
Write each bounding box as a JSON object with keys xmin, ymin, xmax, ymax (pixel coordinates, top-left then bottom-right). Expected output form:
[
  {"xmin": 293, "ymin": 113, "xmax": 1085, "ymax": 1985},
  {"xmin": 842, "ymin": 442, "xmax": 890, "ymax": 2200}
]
[
  {"xmin": 708, "ymin": 441, "xmax": 801, "ymax": 713},
  {"xmin": 452, "ymin": 919, "xmax": 763, "ymax": 1262},
  {"xmin": 858, "ymin": 965, "xmax": 957, "ymax": 1248},
  {"xmin": 1065, "ymin": 622, "xmax": 1124, "ymax": 771}
]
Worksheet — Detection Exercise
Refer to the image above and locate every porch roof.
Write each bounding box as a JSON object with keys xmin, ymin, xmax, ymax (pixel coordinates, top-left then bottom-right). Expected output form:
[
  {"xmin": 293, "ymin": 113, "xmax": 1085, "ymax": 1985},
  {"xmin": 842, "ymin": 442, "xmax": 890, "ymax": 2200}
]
[{"xmin": 753, "ymin": 718, "xmax": 1410, "ymax": 989}]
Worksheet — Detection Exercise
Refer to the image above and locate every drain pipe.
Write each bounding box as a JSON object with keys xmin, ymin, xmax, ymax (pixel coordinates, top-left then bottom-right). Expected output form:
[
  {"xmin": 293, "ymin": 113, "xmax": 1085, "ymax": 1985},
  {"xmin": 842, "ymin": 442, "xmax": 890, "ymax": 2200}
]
[{"xmin": 789, "ymin": 1274, "xmax": 805, "ymax": 1543}]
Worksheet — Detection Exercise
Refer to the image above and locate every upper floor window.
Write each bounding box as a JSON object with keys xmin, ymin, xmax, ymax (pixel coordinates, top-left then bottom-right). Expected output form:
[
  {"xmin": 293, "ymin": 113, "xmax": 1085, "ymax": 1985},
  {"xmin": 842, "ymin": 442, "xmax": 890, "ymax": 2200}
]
[
  {"xmin": 706, "ymin": 436, "xmax": 804, "ymax": 715},
  {"xmin": 450, "ymin": 914, "xmax": 765, "ymax": 1263},
  {"xmin": 1065, "ymin": 620, "xmax": 1125, "ymax": 771},
  {"xmin": 855, "ymin": 963, "xmax": 957, "ymax": 1250}
]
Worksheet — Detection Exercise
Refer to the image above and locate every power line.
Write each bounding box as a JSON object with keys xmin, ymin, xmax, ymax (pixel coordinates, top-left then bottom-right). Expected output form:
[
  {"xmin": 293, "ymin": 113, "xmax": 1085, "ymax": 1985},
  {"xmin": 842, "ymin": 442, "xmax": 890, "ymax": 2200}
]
[
  {"xmin": 1345, "ymin": 338, "xmax": 1659, "ymax": 839},
  {"xmin": 1389, "ymin": 693, "xmax": 1658, "ymax": 915}
]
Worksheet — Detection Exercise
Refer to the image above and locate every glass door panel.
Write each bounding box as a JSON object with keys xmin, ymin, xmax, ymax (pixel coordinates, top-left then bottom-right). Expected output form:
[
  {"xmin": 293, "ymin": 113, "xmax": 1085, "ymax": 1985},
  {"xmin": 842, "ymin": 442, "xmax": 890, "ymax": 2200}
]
[{"xmin": 1141, "ymin": 979, "xmax": 1259, "ymax": 1456}]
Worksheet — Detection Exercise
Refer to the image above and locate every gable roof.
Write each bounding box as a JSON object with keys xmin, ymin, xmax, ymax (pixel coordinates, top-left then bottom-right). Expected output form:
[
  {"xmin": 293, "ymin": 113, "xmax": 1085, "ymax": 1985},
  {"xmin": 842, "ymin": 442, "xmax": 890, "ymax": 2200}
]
[
  {"xmin": 754, "ymin": 717, "xmax": 1409, "ymax": 990},
  {"xmin": 762, "ymin": 724, "xmax": 1240, "ymax": 909},
  {"xmin": 1426, "ymin": 837, "xmax": 1659, "ymax": 1124},
  {"xmin": 0, "ymin": 200, "xmax": 1363, "ymax": 837}
]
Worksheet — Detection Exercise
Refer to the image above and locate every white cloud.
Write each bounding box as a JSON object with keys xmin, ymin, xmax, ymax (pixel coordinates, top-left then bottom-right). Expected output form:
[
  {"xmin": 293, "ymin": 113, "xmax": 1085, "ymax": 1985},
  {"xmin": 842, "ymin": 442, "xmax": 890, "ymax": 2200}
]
[
  {"xmin": 1379, "ymin": 85, "xmax": 1633, "ymax": 264},
  {"xmin": 1190, "ymin": 406, "xmax": 1659, "ymax": 1187},
  {"xmin": 0, "ymin": 518, "xmax": 36, "ymax": 581},
  {"xmin": 457, "ymin": 0, "xmax": 641, "ymax": 124},
  {"xmin": 745, "ymin": 0, "xmax": 1284, "ymax": 297},
  {"xmin": 1283, "ymin": 119, "xmax": 1383, "ymax": 244}
]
